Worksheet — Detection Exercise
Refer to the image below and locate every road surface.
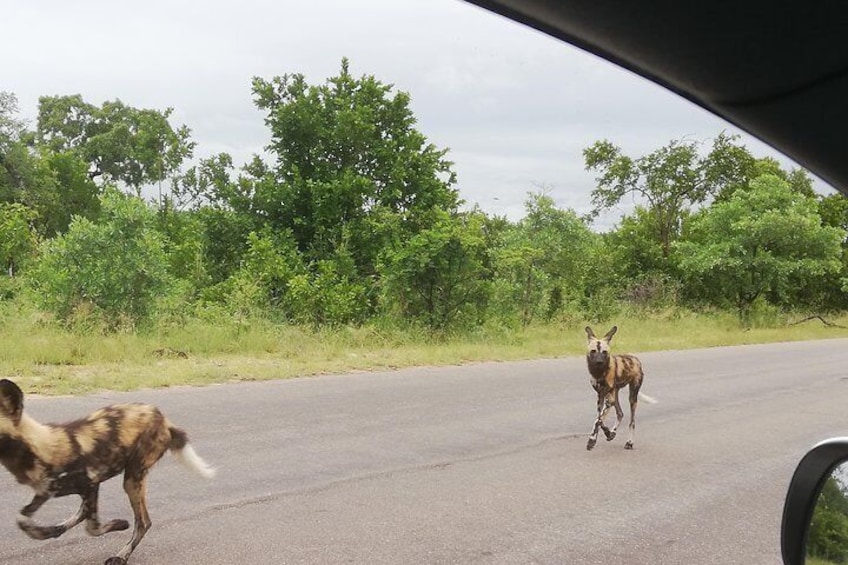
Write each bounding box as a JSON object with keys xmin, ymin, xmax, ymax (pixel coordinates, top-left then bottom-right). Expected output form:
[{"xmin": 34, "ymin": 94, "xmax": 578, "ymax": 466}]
[{"xmin": 1, "ymin": 338, "xmax": 847, "ymax": 564}]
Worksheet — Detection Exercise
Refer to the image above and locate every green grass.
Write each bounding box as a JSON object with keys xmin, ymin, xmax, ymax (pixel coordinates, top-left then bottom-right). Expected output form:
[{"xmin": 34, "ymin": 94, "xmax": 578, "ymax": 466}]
[
  {"xmin": 1, "ymin": 307, "xmax": 847, "ymax": 396},
  {"xmin": 806, "ymin": 556, "xmax": 843, "ymax": 565}
]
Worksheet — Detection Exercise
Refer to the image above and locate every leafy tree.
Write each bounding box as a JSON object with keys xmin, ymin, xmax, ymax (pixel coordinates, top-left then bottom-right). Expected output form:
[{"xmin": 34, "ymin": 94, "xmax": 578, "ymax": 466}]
[
  {"xmin": 30, "ymin": 189, "xmax": 169, "ymax": 329},
  {"xmin": 0, "ymin": 92, "xmax": 101, "ymax": 236},
  {"xmin": 37, "ymin": 150, "xmax": 100, "ymax": 235},
  {"xmin": 812, "ymin": 193, "xmax": 848, "ymax": 310},
  {"xmin": 492, "ymin": 192, "xmax": 596, "ymax": 325},
  {"xmin": 379, "ymin": 209, "xmax": 489, "ymax": 330},
  {"xmin": 153, "ymin": 203, "xmax": 256, "ymax": 307},
  {"xmin": 0, "ymin": 202, "xmax": 38, "ymax": 277},
  {"xmin": 245, "ymin": 58, "xmax": 459, "ymax": 278},
  {"xmin": 808, "ymin": 474, "xmax": 848, "ymax": 564},
  {"xmin": 602, "ymin": 207, "xmax": 684, "ymax": 308},
  {"xmin": 820, "ymin": 193, "xmax": 848, "ymax": 234},
  {"xmin": 0, "ymin": 92, "xmax": 25, "ymax": 150},
  {"xmin": 169, "ymin": 152, "xmax": 236, "ymax": 211},
  {"xmin": 284, "ymin": 248, "xmax": 370, "ymax": 327},
  {"xmin": 604, "ymin": 207, "xmax": 668, "ymax": 283},
  {"xmin": 676, "ymin": 174, "xmax": 844, "ymax": 319},
  {"xmin": 712, "ymin": 153, "xmax": 816, "ymax": 202},
  {"xmin": 193, "ymin": 206, "xmax": 254, "ymax": 287},
  {"xmin": 584, "ymin": 133, "xmax": 758, "ymax": 258},
  {"xmin": 0, "ymin": 92, "xmax": 40, "ymax": 206},
  {"xmin": 491, "ymin": 222, "xmax": 546, "ymax": 326},
  {"xmin": 1, "ymin": 141, "xmax": 47, "ymax": 210},
  {"xmin": 36, "ymin": 95, "xmax": 195, "ymax": 195},
  {"xmin": 154, "ymin": 204, "xmax": 210, "ymax": 296}
]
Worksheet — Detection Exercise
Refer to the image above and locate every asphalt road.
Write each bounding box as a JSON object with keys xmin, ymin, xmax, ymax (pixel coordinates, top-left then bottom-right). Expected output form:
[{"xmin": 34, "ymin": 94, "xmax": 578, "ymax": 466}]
[{"xmin": 2, "ymin": 338, "xmax": 847, "ymax": 565}]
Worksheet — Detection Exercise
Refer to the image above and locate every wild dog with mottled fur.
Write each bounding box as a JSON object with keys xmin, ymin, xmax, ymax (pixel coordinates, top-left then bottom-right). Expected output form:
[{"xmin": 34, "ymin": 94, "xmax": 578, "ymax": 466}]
[
  {"xmin": 585, "ymin": 326, "xmax": 656, "ymax": 451},
  {"xmin": 0, "ymin": 379, "xmax": 215, "ymax": 565}
]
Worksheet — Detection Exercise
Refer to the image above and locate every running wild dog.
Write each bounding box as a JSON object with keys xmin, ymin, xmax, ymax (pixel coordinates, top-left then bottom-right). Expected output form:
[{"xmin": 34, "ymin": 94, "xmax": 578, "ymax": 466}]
[
  {"xmin": 0, "ymin": 379, "xmax": 215, "ymax": 565},
  {"xmin": 584, "ymin": 326, "xmax": 656, "ymax": 451}
]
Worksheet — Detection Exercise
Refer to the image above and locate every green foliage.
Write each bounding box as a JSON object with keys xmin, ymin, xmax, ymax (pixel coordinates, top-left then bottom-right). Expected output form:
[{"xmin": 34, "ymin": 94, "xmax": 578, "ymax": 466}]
[
  {"xmin": 247, "ymin": 58, "xmax": 459, "ymax": 274},
  {"xmin": 379, "ymin": 209, "xmax": 490, "ymax": 330},
  {"xmin": 713, "ymin": 153, "xmax": 816, "ymax": 202},
  {"xmin": 169, "ymin": 152, "xmax": 236, "ymax": 210},
  {"xmin": 29, "ymin": 189, "xmax": 169, "ymax": 329},
  {"xmin": 36, "ymin": 95, "xmax": 195, "ymax": 195},
  {"xmin": 491, "ymin": 192, "xmax": 597, "ymax": 325},
  {"xmin": 4, "ymin": 76, "xmax": 848, "ymax": 336},
  {"xmin": 490, "ymin": 223, "xmax": 547, "ymax": 326},
  {"xmin": 584, "ymin": 133, "xmax": 752, "ymax": 257},
  {"xmin": 808, "ymin": 474, "xmax": 848, "ymax": 564},
  {"xmin": 154, "ymin": 205, "xmax": 210, "ymax": 295},
  {"xmin": 0, "ymin": 202, "xmax": 38, "ymax": 276},
  {"xmin": 0, "ymin": 132, "xmax": 52, "ymax": 212},
  {"xmin": 816, "ymin": 193, "xmax": 848, "ymax": 309},
  {"xmin": 0, "ymin": 92, "xmax": 25, "ymax": 152},
  {"xmin": 36, "ymin": 149, "xmax": 101, "ymax": 235},
  {"xmin": 676, "ymin": 175, "xmax": 845, "ymax": 319},
  {"xmin": 230, "ymin": 229, "xmax": 304, "ymax": 313},
  {"xmin": 193, "ymin": 206, "xmax": 254, "ymax": 286},
  {"xmin": 603, "ymin": 207, "xmax": 673, "ymax": 283},
  {"xmin": 0, "ymin": 94, "xmax": 100, "ymax": 238},
  {"xmin": 284, "ymin": 253, "xmax": 369, "ymax": 327}
]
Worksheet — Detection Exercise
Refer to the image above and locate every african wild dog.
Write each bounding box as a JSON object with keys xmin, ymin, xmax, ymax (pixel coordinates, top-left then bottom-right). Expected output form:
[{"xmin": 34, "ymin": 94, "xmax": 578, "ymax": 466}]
[
  {"xmin": 0, "ymin": 379, "xmax": 215, "ymax": 565},
  {"xmin": 584, "ymin": 326, "xmax": 656, "ymax": 451}
]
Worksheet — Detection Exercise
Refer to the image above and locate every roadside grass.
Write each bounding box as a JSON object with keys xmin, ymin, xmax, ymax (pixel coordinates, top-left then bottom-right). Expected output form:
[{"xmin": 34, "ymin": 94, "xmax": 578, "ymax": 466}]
[
  {"xmin": 806, "ymin": 557, "xmax": 841, "ymax": 565},
  {"xmin": 1, "ymin": 306, "xmax": 846, "ymax": 396}
]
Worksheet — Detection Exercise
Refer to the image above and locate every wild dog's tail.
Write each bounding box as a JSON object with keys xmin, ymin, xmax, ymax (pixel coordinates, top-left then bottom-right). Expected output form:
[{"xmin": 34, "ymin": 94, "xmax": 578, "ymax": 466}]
[
  {"xmin": 639, "ymin": 392, "xmax": 659, "ymax": 404},
  {"xmin": 168, "ymin": 426, "xmax": 216, "ymax": 479}
]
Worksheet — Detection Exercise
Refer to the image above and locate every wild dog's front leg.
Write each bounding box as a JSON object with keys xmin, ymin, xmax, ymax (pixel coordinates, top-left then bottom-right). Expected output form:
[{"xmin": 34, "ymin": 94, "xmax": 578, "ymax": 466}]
[
  {"xmin": 20, "ymin": 493, "xmax": 48, "ymax": 517},
  {"xmin": 18, "ymin": 496, "xmax": 88, "ymax": 540},
  {"xmin": 105, "ymin": 475, "xmax": 151, "ymax": 565},
  {"xmin": 587, "ymin": 392, "xmax": 613, "ymax": 450},
  {"xmin": 598, "ymin": 396, "xmax": 616, "ymax": 441},
  {"xmin": 587, "ymin": 392, "xmax": 603, "ymax": 450}
]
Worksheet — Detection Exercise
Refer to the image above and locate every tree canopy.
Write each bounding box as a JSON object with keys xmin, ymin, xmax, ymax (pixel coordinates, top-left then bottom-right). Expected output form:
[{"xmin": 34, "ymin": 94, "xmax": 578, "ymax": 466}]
[
  {"xmin": 676, "ymin": 174, "xmax": 844, "ymax": 317},
  {"xmin": 36, "ymin": 94, "xmax": 195, "ymax": 195},
  {"xmin": 0, "ymin": 64, "xmax": 846, "ymax": 333}
]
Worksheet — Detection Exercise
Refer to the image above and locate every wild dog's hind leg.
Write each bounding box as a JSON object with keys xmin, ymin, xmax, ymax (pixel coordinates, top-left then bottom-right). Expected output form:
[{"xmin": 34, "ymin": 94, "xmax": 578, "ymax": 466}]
[
  {"xmin": 84, "ymin": 484, "xmax": 130, "ymax": 536},
  {"xmin": 105, "ymin": 474, "xmax": 152, "ymax": 565},
  {"xmin": 624, "ymin": 383, "xmax": 640, "ymax": 450},
  {"xmin": 604, "ymin": 390, "xmax": 624, "ymax": 442}
]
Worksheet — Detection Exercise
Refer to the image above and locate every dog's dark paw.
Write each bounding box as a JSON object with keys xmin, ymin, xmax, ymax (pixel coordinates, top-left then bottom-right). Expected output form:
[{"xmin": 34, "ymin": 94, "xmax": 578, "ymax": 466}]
[
  {"xmin": 17, "ymin": 518, "xmax": 65, "ymax": 540},
  {"xmin": 105, "ymin": 519, "xmax": 130, "ymax": 533},
  {"xmin": 604, "ymin": 430, "xmax": 616, "ymax": 441},
  {"xmin": 624, "ymin": 441, "xmax": 634, "ymax": 450},
  {"xmin": 104, "ymin": 557, "xmax": 127, "ymax": 565},
  {"xmin": 586, "ymin": 438, "xmax": 597, "ymax": 451}
]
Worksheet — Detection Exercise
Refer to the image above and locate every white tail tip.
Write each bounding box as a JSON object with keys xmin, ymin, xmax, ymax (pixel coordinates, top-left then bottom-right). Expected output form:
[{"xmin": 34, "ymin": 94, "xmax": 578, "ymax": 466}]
[
  {"xmin": 639, "ymin": 392, "xmax": 659, "ymax": 404},
  {"xmin": 174, "ymin": 444, "xmax": 216, "ymax": 479}
]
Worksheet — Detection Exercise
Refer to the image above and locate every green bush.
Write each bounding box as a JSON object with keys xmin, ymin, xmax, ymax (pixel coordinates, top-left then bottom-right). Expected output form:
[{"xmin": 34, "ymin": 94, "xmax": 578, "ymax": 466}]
[{"xmin": 28, "ymin": 189, "xmax": 170, "ymax": 331}]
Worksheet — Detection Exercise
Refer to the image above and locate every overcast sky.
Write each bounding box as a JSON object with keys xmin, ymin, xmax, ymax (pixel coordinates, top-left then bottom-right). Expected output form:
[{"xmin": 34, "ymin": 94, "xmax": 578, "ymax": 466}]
[{"xmin": 2, "ymin": 0, "xmax": 833, "ymax": 229}]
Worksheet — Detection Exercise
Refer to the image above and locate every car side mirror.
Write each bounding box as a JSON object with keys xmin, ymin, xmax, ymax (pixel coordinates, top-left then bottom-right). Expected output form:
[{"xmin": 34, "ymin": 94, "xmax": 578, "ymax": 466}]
[{"xmin": 782, "ymin": 438, "xmax": 848, "ymax": 564}]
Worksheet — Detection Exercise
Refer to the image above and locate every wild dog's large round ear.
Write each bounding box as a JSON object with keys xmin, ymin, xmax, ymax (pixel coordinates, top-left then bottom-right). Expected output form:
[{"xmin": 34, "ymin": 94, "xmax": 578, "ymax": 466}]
[
  {"xmin": 585, "ymin": 327, "xmax": 596, "ymax": 340},
  {"xmin": 0, "ymin": 379, "xmax": 24, "ymax": 424},
  {"xmin": 603, "ymin": 326, "xmax": 618, "ymax": 342}
]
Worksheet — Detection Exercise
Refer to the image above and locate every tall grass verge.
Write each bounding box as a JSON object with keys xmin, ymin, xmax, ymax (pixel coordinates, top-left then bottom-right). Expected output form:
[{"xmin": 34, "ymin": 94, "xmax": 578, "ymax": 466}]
[{"xmin": 1, "ymin": 300, "xmax": 846, "ymax": 395}]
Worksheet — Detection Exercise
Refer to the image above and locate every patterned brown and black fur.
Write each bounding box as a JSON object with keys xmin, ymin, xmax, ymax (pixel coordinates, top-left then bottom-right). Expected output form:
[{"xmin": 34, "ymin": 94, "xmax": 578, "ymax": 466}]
[
  {"xmin": 0, "ymin": 379, "xmax": 215, "ymax": 565},
  {"xmin": 584, "ymin": 326, "xmax": 656, "ymax": 451}
]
